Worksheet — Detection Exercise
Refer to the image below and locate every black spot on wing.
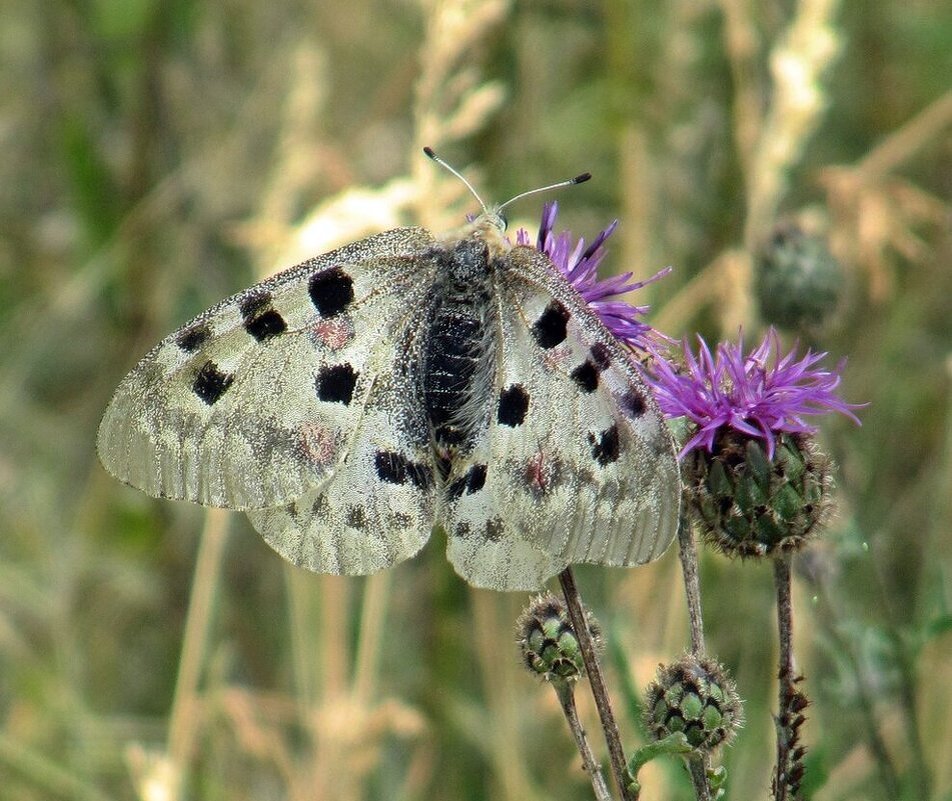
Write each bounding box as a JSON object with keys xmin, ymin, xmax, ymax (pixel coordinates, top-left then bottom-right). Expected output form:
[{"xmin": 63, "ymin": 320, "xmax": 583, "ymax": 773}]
[
  {"xmin": 176, "ymin": 324, "xmax": 212, "ymax": 353},
  {"xmin": 588, "ymin": 424, "xmax": 621, "ymax": 466},
  {"xmin": 315, "ymin": 363, "xmax": 358, "ymax": 405},
  {"xmin": 239, "ymin": 291, "xmax": 272, "ymax": 319},
  {"xmin": 346, "ymin": 505, "xmax": 368, "ymax": 529},
  {"xmin": 484, "ymin": 518, "xmax": 504, "ymax": 541},
  {"xmin": 309, "ymin": 268, "xmax": 354, "ymax": 317},
  {"xmin": 622, "ymin": 389, "xmax": 647, "ymax": 418},
  {"xmin": 590, "ymin": 342, "xmax": 612, "ymax": 370},
  {"xmin": 374, "ymin": 451, "xmax": 432, "ymax": 489},
  {"xmin": 531, "ymin": 301, "xmax": 570, "ymax": 349},
  {"xmin": 498, "ymin": 384, "xmax": 530, "ymax": 426},
  {"xmin": 467, "ymin": 463, "xmax": 488, "ymax": 493},
  {"xmin": 192, "ymin": 361, "xmax": 234, "ymax": 405},
  {"xmin": 570, "ymin": 360, "xmax": 599, "ymax": 393},
  {"xmin": 448, "ymin": 463, "xmax": 488, "ymax": 500},
  {"xmin": 310, "ymin": 495, "xmax": 331, "ymax": 516},
  {"xmin": 237, "ymin": 291, "xmax": 287, "ymax": 341},
  {"xmin": 245, "ymin": 309, "xmax": 287, "ymax": 341}
]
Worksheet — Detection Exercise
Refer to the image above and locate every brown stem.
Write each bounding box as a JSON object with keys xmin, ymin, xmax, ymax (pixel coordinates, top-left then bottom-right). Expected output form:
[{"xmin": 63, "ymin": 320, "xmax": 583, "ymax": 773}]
[
  {"xmin": 687, "ymin": 754, "xmax": 713, "ymax": 801},
  {"xmin": 677, "ymin": 516, "xmax": 706, "ymax": 655},
  {"xmin": 559, "ymin": 567, "xmax": 634, "ymax": 801},
  {"xmin": 553, "ymin": 681, "xmax": 613, "ymax": 801},
  {"xmin": 772, "ymin": 553, "xmax": 807, "ymax": 801}
]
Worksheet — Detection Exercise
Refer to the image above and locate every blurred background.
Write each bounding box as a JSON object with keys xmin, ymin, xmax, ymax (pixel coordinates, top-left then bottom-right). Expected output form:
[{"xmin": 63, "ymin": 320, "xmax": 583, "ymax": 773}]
[{"xmin": 1, "ymin": 0, "xmax": 950, "ymax": 799}]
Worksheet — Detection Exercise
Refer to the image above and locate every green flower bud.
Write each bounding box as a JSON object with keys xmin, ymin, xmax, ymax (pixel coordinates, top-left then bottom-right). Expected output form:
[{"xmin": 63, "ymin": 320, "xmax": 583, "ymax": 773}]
[
  {"xmin": 686, "ymin": 431, "xmax": 834, "ymax": 558},
  {"xmin": 516, "ymin": 593, "xmax": 601, "ymax": 683},
  {"xmin": 755, "ymin": 221, "xmax": 842, "ymax": 334},
  {"xmin": 645, "ymin": 655, "xmax": 742, "ymax": 753}
]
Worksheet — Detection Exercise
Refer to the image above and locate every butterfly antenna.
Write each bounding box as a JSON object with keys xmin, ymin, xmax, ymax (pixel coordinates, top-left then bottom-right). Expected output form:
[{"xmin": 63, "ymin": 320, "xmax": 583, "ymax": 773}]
[
  {"xmin": 423, "ymin": 146, "xmax": 489, "ymax": 214},
  {"xmin": 497, "ymin": 172, "xmax": 592, "ymax": 213}
]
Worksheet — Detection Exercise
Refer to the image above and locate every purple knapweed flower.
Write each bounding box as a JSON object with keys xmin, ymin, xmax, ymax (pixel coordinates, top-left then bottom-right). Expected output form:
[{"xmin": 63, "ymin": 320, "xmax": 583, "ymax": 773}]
[
  {"xmin": 517, "ymin": 201, "xmax": 669, "ymax": 350},
  {"xmin": 647, "ymin": 328, "xmax": 862, "ymax": 460}
]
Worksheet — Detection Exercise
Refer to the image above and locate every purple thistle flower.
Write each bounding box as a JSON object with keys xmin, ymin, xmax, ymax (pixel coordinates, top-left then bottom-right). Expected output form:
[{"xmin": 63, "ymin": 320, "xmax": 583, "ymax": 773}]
[
  {"xmin": 647, "ymin": 328, "xmax": 862, "ymax": 460},
  {"xmin": 517, "ymin": 201, "xmax": 669, "ymax": 350}
]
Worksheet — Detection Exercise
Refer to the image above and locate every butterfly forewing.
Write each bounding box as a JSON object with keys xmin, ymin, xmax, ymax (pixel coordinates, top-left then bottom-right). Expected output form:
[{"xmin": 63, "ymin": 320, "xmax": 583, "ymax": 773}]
[
  {"xmin": 503, "ymin": 245, "xmax": 680, "ymax": 564},
  {"xmin": 441, "ymin": 244, "xmax": 679, "ymax": 589},
  {"xmin": 97, "ymin": 227, "xmax": 435, "ymax": 510}
]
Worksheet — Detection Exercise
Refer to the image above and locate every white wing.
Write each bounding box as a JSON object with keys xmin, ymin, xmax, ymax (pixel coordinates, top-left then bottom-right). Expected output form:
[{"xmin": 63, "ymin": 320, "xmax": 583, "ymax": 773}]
[
  {"xmin": 247, "ymin": 365, "xmax": 437, "ymax": 575},
  {"xmin": 245, "ymin": 256, "xmax": 444, "ymax": 575},
  {"xmin": 97, "ymin": 227, "xmax": 436, "ymax": 511},
  {"xmin": 443, "ymin": 245, "xmax": 680, "ymax": 590}
]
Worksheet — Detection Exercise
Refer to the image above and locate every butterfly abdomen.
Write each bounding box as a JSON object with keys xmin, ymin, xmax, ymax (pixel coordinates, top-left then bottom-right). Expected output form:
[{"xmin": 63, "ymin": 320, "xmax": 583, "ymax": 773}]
[{"xmin": 420, "ymin": 240, "xmax": 497, "ymax": 452}]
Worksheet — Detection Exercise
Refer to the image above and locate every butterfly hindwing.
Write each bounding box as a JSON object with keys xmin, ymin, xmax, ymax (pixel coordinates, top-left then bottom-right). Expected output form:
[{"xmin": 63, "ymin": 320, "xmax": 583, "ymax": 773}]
[
  {"xmin": 247, "ymin": 365, "xmax": 438, "ymax": 576},
  {"xmin": 245, "ymin": 279, "xmax": 442, "ymax": 575},
  {"xmin": 441, "ymin": 428, "xmax": 565, "ymax": 589},
  {"xmin": 97, "ymin": 227, "xmax": 436, "ymax": 510}
]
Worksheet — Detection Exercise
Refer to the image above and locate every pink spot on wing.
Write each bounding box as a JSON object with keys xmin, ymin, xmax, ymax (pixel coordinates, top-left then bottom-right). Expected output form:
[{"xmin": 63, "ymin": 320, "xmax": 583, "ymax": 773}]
[
  {"xmin": 524, "ymin": 448, "xmax": 554, "ymax": 496},
  {"xmin": 310, "ymin": 318, "xmax": 354, "ymax": 350},
  {"xmin": 299, "ymin": 423, "xmax": 338, "ymax": 467}
]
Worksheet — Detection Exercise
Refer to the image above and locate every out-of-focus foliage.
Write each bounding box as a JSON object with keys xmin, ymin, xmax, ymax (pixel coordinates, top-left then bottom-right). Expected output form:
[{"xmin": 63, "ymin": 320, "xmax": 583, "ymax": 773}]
[{"xmin": 1, "ymin": 0, "xmax": 949, "ymax": 799}]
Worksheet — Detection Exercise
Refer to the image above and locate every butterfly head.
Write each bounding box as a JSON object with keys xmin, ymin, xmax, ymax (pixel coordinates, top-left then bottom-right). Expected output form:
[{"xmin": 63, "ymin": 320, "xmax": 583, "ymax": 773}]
[
  {"xmin": 433, "ymin": 208, "xmax": 511, "ymax": 261},
  {"xmin": 423, "ymin": 147, "xmax": 590, "ymax": 260},
  {"xmin": 468, "ymin": 209, "xmax": 512, "ymax": 257}
]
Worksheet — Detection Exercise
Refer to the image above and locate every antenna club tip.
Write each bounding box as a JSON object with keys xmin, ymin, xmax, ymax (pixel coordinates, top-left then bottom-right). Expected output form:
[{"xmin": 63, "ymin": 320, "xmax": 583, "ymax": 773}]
[
  {"xmin": 423, "ymin": 146, "xmax": 436, "ymax": 159},
  {"xmin": 574, "ymin": 172, "xmax": 592, "ymax": 184}
]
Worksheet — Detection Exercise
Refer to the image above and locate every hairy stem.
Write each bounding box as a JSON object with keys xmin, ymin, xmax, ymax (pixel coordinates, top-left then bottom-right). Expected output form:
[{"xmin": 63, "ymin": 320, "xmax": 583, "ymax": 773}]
[
  {"xmin": 772, "ymin": 553, "xmax": 807, "ymax": 801},
  {"xmin": 678, "ymin": 516, "xmax": 713, "ymax": 801},
  {"xmin": 687, "ymin": 755, "xmax": 713, "ymax": 801}
]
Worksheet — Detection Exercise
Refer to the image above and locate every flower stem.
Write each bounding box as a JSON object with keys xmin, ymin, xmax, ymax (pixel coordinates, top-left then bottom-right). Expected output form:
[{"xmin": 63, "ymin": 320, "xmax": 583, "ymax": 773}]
[
  {"xmin": 559, "ymin": 567, "xmax": 634, "ymax": 801},
  {"xmin": 677, "ymin": 515, "xmax": 706, "ymax": 655},
  {"xmin": 687, "ymin": 755, "xmax": 712, "ymax": 801},
  {"xmin": 772, "ymin": 553, "xmax": 807, "ymax": 801},
  {"xmin": 678, "ymin": 516, "xmax": 713, "ymax": 801},
  {"xmin": 553, "ymin": 680, "xmax": 613, "ymax": 801}
]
